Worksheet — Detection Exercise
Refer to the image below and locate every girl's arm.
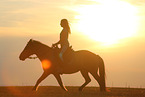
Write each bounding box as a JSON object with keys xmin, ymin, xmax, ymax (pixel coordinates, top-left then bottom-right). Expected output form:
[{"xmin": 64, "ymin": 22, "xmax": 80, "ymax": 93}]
[
  {"xmin": 55, "ymin": 40, "xmax": 60, "ymax": 45},
  {"xmin": 52, "ymin": 40, "xmax": 60, "ymax": 47}
]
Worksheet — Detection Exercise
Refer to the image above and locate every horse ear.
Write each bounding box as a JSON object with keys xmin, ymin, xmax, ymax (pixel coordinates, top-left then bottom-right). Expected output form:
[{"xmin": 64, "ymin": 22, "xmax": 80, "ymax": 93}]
[
  {"xmin": 30, "ymin": 39, "xmax": 33, "ymax": 42},
  {"xmin": 28, "ymin": 39, "xmax": 33, "ymax": 43}
]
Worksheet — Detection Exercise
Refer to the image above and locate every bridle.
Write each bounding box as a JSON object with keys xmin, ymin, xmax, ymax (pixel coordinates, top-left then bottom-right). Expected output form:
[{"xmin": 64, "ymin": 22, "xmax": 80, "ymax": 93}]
[{"xmin": 28, "ymin": 56, "xmax": 38, "ymax": 59}]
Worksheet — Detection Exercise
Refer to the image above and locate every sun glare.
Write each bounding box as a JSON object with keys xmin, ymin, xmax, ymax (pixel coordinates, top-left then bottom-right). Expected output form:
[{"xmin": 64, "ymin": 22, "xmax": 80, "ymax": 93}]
[
  {"xmin": 74, "ymin": 0, "xmax": 139, "ymax": 46},
  {"xmin": 42, "ymin": 60, "xmax": 51, "ymax": 69}
]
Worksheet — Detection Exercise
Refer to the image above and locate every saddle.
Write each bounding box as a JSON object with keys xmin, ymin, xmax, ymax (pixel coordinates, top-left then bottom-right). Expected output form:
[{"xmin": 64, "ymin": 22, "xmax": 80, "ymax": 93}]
[{"xmin": 52, "ymin": 46, "xmax": 75, "ymax": 65}]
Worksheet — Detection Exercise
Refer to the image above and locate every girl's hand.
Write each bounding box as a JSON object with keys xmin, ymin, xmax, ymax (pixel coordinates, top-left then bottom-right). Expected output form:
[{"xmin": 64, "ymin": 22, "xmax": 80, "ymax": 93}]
[
  {"xmin": 52, "ymin": 43, "xmax": 58, "ymax": 48},
  {"xmin": 52, "ymin": 44, "xmax": 55, "ymax": 48},
  {"xmin": 52, "ymin": 41, "xmax": 60, "ymax": 48}
]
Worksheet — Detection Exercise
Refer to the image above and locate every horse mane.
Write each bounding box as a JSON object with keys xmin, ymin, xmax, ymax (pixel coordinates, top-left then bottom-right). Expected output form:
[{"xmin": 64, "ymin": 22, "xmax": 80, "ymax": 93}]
[{"xmin": 32, "ymin": 39, "xmax": 51, "ymax": 50}]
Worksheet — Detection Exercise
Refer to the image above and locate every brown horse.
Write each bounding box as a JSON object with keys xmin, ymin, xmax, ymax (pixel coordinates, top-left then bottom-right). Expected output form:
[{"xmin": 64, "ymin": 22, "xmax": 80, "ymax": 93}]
[{"xmin": 19, "ymin": 39, "xmax": 106, "ymax": 91}]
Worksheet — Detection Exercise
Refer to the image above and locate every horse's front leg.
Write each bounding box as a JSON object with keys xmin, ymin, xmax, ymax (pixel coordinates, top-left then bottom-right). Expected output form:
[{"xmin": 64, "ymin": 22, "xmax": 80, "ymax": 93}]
[
  {"xmin": 53, "ymin": 73, "xmax": 68, "ymax": 91},
  {"xmin": 32, "ymin": 71, "xmax": 50, "ymax": 91}
]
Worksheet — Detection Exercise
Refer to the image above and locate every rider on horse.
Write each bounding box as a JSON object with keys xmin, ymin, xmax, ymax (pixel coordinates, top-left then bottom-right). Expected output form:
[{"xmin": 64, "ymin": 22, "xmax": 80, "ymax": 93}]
[{"xmin": 52, "ymin": 19, "xmax": 71, "ymax": 62}]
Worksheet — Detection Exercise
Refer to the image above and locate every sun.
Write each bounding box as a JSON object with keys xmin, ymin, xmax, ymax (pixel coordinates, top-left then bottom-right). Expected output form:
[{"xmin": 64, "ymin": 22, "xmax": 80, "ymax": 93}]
[{"xmin": 73, "ymin": 0, "xmax": 139, "ymax": 46}]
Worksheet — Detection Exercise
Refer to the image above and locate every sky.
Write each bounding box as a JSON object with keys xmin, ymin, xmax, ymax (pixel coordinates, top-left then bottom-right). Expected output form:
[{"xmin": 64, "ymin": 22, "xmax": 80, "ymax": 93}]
[{"xmin": 0, "ymin": 0, "xmax": 145, "ymax": 88}]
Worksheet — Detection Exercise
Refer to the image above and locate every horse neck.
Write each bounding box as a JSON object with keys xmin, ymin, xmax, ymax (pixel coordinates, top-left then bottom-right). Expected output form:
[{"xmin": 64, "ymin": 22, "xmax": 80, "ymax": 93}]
[{"xmin": 33, "ymin": 41, "xmax": 52, "ymax": 60}]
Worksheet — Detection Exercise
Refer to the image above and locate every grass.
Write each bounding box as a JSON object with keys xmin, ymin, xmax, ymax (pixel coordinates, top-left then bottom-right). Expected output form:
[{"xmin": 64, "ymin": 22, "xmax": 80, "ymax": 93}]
[{"xmin": 0, "ymin": 86, "xmax": 145, "ymax": 97}]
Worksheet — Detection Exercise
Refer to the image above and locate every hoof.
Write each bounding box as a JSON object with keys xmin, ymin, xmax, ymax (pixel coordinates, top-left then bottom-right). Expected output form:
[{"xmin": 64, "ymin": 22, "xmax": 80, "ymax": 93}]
[
  {"xmin": 65, "ymin": 89, "xmax": 68, "ymax": 92},
  {"xmin": 63, "ymin": 87, "xmax": 68, "ymax": 92},
  {"xmin": 32, "ymin": 87, "xmax": 38, "ymax": 91},
  {"xmin": 100, "ymin": 88, "xmax": 107, "ymax": 92},
  {"xmin": 106, "ymin": 88, "xmax": 111, "ymax": 92},
  {"xmin": 78, "ymin": 88, "xmax": 83, "ymax": 91}
]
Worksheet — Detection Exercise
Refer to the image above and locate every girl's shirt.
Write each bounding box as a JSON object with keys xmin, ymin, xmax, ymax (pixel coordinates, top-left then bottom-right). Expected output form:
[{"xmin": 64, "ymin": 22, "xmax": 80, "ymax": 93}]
[{"xmin": 60, "ymin": 28, "xmax": 69, "ymax": 46}]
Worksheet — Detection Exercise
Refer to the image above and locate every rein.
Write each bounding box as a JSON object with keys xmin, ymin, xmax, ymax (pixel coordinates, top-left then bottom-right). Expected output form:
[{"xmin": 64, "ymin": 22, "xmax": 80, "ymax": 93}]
[{"xmin": 28, "ymin": 56, "xmax": 38, "ymax": 59}]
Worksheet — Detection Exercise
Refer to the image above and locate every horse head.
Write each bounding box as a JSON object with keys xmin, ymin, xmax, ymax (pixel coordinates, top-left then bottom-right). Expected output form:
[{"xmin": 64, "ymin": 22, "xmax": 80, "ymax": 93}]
[{"xmin": 19, "ymin": 39, "xmax": 34, "ymax": 61}]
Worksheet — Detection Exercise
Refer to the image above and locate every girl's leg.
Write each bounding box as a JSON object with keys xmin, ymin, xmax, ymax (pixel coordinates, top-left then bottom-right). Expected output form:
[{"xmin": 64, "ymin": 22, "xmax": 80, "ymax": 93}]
[{"xmin": 59, "ymin": 45, "xmax": 68, "ymax": 61}]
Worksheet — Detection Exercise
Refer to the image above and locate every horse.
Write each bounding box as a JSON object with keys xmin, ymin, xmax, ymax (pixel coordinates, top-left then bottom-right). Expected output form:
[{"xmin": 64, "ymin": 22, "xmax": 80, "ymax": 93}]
[{"xmin": 19, "ymin": 39, "xmax": 106, "ymax": 92}]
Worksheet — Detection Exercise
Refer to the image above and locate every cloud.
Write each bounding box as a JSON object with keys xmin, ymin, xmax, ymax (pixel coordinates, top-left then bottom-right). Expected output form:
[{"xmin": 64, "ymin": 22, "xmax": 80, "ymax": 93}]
[
  {"xmin": 0, "ymin": 0, "xmax": 38, "ymax": 27},
  {"xmin": 72, "ymin": 0, "xmax": 100, "ymax": 5},
  {"xmin": 0, "ymin": 12, "xmax": 32, "ymax": 27},
  {"xmin": 124, "ymin": 0, "xmax": 145, "ymax": 6},
  {"xmin": 0, "ymin": 0, "xmax": 75, "ymax": 28}
]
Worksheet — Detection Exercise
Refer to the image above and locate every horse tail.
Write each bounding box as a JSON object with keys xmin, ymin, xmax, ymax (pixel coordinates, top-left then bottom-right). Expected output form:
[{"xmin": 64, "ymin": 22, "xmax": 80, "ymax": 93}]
[{"xmin": 99, "ymin": 58, "xmax": 106, "ymax": 91}]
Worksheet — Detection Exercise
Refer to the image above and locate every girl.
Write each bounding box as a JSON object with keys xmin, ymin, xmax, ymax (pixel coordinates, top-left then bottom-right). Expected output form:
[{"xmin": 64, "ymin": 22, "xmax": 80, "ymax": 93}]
[{"xmin": 52, "ymin": 19, "xmax": 71, "ymax": 61}]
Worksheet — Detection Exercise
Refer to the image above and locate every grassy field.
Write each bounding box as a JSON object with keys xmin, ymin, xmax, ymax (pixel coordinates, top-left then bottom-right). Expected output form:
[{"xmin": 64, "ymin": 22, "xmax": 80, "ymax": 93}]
[{"xmin": 0, "ymin": 86, "xmax": 145, "ymax": 97}]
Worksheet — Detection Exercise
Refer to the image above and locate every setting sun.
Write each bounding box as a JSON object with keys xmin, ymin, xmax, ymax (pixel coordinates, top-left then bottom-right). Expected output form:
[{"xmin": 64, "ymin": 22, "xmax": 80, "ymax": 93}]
[{"xmin": 73, "ymin": 0, "xmax": 139, "ymax": 46}]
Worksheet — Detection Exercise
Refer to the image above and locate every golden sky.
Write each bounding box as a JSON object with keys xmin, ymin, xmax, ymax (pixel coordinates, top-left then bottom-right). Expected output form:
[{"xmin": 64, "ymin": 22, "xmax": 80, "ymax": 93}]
[
  {"xmin": 0, "ymin": 0, "xmax": 145, "ymax": 88},
  {"xmin": 0, "ymin": 0, "xmax": 145, "ymax": 46}
]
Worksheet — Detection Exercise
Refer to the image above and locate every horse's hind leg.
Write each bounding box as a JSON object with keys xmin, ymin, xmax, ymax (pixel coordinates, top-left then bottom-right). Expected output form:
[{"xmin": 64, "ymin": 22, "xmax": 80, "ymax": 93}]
[
  {"xmin": 79, "ymin": 70, "xmax": 91, "ymax": 91},
  {"xmin": 90, "ymin": 71, "xmax": 101, "ymax": 89}
]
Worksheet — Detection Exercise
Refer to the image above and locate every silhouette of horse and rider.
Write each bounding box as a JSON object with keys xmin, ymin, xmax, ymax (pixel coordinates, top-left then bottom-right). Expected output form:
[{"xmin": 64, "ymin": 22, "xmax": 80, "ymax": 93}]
[{"xmin": 19, "ymin": 19, "xmax": 106, "ymax": 92}]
